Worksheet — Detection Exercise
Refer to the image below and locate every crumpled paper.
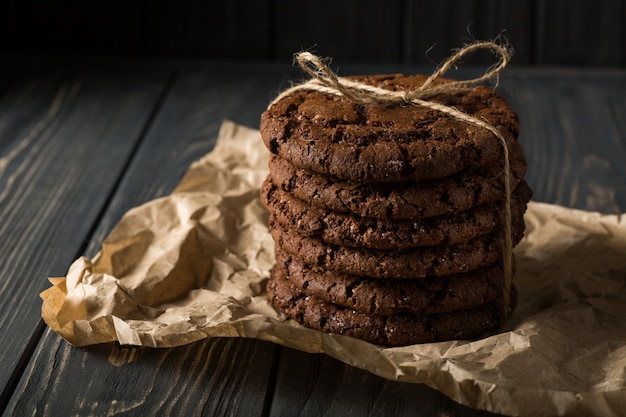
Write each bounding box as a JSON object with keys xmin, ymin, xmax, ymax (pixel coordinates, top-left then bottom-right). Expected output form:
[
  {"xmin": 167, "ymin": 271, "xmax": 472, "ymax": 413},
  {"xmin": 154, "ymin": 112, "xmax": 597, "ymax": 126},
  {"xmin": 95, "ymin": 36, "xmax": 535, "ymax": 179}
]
[{"xmin": 41, "ymin": 120, "xmax": 626, "ymax": 417}]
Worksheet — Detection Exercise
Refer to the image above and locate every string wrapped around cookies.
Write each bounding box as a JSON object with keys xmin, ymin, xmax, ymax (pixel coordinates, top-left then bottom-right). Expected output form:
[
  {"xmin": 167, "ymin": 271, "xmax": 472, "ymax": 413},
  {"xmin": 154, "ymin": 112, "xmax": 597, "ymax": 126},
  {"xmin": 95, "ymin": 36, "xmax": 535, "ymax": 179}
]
[{"xmin": 261, "ymin": 40, "xmax": 530, "ymax": 346}]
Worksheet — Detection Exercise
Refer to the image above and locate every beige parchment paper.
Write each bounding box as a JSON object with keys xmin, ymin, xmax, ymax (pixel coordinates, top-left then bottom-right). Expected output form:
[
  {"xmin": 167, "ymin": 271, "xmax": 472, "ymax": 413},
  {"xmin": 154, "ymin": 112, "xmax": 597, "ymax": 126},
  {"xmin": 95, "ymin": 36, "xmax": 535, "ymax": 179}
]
[{"xmin": 41, "ymin": 120, "xmax": 626, "ymax": 417}]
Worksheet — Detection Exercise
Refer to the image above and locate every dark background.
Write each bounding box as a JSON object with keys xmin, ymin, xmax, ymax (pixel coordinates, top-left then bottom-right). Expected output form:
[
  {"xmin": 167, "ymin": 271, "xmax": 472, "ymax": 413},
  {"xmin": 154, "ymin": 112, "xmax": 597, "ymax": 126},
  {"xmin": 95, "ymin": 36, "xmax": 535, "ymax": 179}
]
[{"xmin": 1, "ymin": 0, "xmax": 624, "ymax": 67}]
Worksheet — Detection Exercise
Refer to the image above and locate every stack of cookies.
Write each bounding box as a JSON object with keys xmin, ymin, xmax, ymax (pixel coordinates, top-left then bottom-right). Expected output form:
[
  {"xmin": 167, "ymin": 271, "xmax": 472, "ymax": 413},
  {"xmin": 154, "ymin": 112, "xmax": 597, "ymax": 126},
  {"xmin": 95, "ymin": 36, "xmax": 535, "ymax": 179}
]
[{"xmin": 260, "ymin": 73, "xmax": 531, "ymax": 346}]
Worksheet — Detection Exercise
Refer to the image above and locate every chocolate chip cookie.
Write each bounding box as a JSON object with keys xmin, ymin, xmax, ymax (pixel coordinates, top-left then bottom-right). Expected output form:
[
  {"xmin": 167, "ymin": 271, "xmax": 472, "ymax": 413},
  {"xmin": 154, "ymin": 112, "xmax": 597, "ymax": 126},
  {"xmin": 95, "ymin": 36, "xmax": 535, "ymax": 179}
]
[
  {"xmin": 262, "ymin": 176, "xmax": 531, "ymax": 249},
  {"xmin": 266, "ymin": 266, "xmax": 516, "ymax": 346},
  {"xmin": 269, "ymin": 215, "xmax": 525, "ymax": 279},
  {"xmin": 274, "ymin": 248, "xmax": 512, "ymax": 315},
  {"xmin": 261, "ymin": 74, "xmax": 520, "ymax": 182},
  {"xmin": 267, "ymin": 140, "xmax": 526, "ymax": 219}
]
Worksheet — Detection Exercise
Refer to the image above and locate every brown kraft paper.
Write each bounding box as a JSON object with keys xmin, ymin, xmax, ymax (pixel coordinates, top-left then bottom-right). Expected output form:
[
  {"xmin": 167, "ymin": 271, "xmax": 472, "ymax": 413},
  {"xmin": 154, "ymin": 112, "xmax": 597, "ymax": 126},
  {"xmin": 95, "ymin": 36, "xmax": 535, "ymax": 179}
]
[{"xmin": 41, "ymin": 120, "xmax": 626, "ymax": 417}]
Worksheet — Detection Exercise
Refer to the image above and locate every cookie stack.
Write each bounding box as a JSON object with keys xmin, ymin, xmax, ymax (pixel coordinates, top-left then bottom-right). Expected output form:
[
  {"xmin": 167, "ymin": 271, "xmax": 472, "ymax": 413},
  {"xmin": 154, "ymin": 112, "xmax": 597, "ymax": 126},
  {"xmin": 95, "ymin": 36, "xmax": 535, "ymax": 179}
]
[{"xmin": 260, "ymin": 73, "xmax": 531, "ymax": 346}]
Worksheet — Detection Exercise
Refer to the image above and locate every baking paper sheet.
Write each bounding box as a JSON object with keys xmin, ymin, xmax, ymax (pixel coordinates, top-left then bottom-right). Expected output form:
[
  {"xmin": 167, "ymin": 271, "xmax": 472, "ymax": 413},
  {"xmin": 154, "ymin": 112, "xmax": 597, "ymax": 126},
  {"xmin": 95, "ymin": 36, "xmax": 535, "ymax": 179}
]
[{"xmin": 41, "ymin": 120, "xmax": 626, "ymax": 417}]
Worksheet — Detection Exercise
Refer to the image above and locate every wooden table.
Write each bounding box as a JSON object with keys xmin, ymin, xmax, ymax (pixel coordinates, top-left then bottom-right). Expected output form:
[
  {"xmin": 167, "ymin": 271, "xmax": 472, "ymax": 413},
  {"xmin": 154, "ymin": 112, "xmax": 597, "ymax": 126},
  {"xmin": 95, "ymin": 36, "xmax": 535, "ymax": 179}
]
[{"xmin": 1, "ymin": 57, "xmax": 625, "ymax": 417}]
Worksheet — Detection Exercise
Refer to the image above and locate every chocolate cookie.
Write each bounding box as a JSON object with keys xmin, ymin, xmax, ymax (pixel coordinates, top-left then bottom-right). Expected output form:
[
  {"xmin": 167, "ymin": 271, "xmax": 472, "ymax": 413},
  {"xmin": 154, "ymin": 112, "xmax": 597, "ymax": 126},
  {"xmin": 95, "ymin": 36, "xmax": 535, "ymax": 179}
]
[
  {"xmin": 262, "ymin": 177, "xmax": 531, "ymax": 249},
  {"xmin": 268, "ymin": 217, "xmax": 526, "ymax": 279},
  {"xmin": 268, "ymin": 141, "xmax": 527, "ymax": 219},
  {"xmin": 274, "ymin": 248, "xmax": 512, "ymax": 315},
  {"xmin": 261, "ymin": 73, "xmax": 520, "ymax": 182},
  {"xmin": 266, "ymin": 268, "xmax": 516, "ymax": 346}
]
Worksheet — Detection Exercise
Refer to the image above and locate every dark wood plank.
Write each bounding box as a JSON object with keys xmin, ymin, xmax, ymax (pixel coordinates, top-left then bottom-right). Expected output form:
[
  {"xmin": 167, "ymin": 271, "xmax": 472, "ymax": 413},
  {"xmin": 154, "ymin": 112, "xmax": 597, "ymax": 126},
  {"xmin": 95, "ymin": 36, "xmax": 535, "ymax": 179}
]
[
  {"xmin": 269, "ymin": 347, "xmax": 502, "ymax": 417},
  {"xmin": 533, "ymin": 0, "xmax": 626, "ymax": 66},
  {"xmin": 0, "ymin": 60, "xmax": 26, "ymax": 96},
  {"xmin": 502, "ymin": 69, "xmax": 626, "ymax": 212},
  {"xmin": 0, "ymin": 1, "xmax": 144, "ymax": 55},
  {"xmin": 5, "ymin": 333, "xmax": 277, "ymax": 416},
  {"xmin": 403, "ymin": 0, "xmax": 534, "ymax": 65},
  {"xmin": 2, "ymin": 0, "xmax": 626, "ymax": 66},
  {"xmin": 0, "ymin": 62, "xmax": 171, "ymax": 406},
  {"xmin": 7, "ymin": 61, "xmax": 626, "ymax": 417},
  {"xmin": 0, "ymin": 0, "xmax": 272, "ymax": 59},
  {"xmin": 144, "ymin": 0, "xmax": 272, "ymax": 59},
  {"xmin": 271, "ymin": 0, "xmax": 404, "ymax": 62},
  {"xmin": 84, "ymin": 62, "xmax": 299, "ymax": 254},
  {"xmin": 4, "ymin": 63, "xmax": 294, "ymax": 417}
]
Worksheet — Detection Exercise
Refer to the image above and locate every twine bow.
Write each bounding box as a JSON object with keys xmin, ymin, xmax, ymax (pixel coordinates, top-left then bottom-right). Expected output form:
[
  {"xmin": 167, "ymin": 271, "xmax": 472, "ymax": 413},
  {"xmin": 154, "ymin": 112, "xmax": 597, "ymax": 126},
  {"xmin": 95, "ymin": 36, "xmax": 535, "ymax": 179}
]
[{"xmin": 270, "ymin": 40, "xmax": 515, "ymax": 321}]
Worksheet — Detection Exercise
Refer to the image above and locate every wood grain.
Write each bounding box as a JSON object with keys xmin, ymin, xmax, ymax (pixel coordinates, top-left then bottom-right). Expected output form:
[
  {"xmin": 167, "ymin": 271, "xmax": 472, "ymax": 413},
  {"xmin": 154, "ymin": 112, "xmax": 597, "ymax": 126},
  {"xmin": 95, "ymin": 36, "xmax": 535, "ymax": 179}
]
[
  {"xmin": 0, "ymin": 63, "xmax": 170, "ymax": 405},
  {"xmin": 403, "ymin": 0, "xmax": 534, "ymax": 65},
  {"xmin": 2, "ymin": 1, "xmax": 626, "ymax": 66},
  {"xmin": 4, "ymin": 63, "xmax": 292, "ymax": 416},
  {"xmin": 271, "ymin": 0, "xmax": 403, "ymax": 62},
  {"xmin": 2, "ymin": 60, "xmax": 626, "ymax": 417},
  {"xmin": 501, "ymin": 69, "xmax": 626, "ymax": 212},
  {"xmin": 269, "ymin": 347, "xmax": 503, "ymax": 417},
  {"xmin": 83, "ymin": 62, "xmax": 297, "ymax": 257},
  {"xmin": 5, "ymin": 330, "xmax": 277, "ymax": 417},
  {"xmin": 533, "ymin": 0, "xmax": 626, "ymax": 66},
  {"xmin": 143, "ymin": 0, "xmax": 273, "ymax": 59}
]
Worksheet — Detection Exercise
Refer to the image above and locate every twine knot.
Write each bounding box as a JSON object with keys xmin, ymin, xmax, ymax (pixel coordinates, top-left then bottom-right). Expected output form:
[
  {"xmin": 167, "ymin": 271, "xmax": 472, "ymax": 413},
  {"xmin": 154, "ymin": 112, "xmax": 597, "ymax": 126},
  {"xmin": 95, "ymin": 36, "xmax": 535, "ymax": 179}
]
[
  {"xmin": 270, "ymin": 40, "xmax": 516, "ymax": 322},
  {"xmin": 294, "ymin": 40, "xmax": 512, "ymax": 104}
]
